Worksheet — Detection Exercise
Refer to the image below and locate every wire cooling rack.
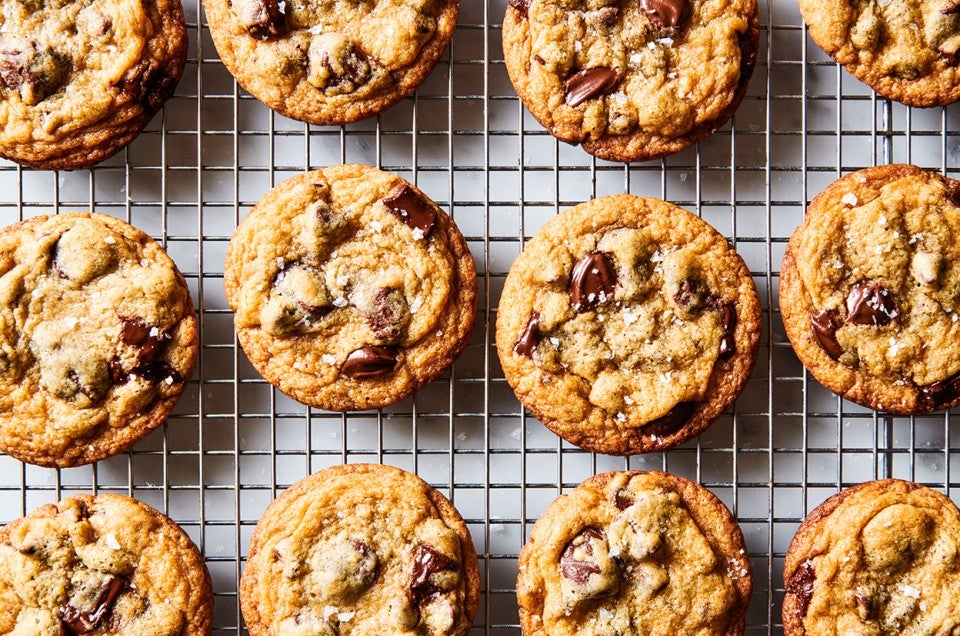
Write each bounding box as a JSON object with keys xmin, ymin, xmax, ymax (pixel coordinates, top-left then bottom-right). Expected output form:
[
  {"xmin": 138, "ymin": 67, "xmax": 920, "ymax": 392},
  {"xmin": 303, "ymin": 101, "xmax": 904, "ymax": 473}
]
[{"xmin": 1, "ymin": 0, "xmax": 959, "ymax": 633}]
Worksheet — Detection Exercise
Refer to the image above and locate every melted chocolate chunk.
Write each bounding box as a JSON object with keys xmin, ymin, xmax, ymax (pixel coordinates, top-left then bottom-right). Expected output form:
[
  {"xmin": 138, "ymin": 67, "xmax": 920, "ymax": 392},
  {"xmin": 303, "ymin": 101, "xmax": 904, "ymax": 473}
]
[
  {"xmin": 854, "ymin": 591, "xmax": 878, "ymax": 621},
  {"xmin": 341, "ymin": 346, "xmax": 399, "ymax": 379},
  {"xmin": 718, "ymin": 301, "xmax": 736, "ymax": 358},
  {"xmin": 514, "ymin": 312, "xmax": 541, "ymax": 358},
  {"xmin": 613, "ymin": 489, "xmax": 633, "ymax": 510},
  {"xmin": 786, "ymin": 559, "xmax": 816, "ymax": 618},
  {"xmin": 641, "ymin": 401, "xmax": 695, "ymax": 438},
  {"xmin": 353, "ymin": 540, "xmax": 379, "ymax": 589},
  {"xmin": 569, "ymin": 251, "xmax": 617, "ymax": 312},
  {"xmin": 383, "ymin": 184, "xmax": 436, "ymax": 237},
  {"xmin": 0, "ymin": 42, "xmax": 67, "ymax": 105},
  {"xmin": 919, "ymin": 371, "xmax": 960, "ymax": 411},
  {"xmin": 560, "ymin": 528, "xmax": 603, "ymax": 585},
  {"xmin": 61, "ymin": 575, "xmax": 125, "ymax": 635},
  {"xmin": 673, "ymin": 278, "xmax": 705, "ymax": 313},
  {"xmin": 943, "ymin": 1, "xmax": 960, "ymax": 15},
  {"xmin": 408, "ymin": 543, "xmax": 458, "ymax": 603},
  {"xmin": 116, "ymin": 62, "xmax": 177, "ymax": 113},
  {"xmin": 845, "ymin": 281, "xmax": 898, "ymax": 326},
  {"xmin": 508, "ymin": 0, "xmax": 531, "ymax": 17},
  {"xmin": 365, "ymin": 288, "xmax": 405, "ymax": 342},
  {"xmin": 232, "ymin": 0, "xmax": 286, "ymax": 39},
  {"xmin": 564, "ymin": 67, "xmax": 619, "ymax": 108},
  {"xmin": 66, "ymin": 370, "xmax": 97, "ymax": 401},
  {"xmin": 640, "ymin": 0, "xmax": 689, "ymax": 29},
  {"xmin": 109, "ymin": 318, "xmax": 175, "ymax": 384},
  {"xmin": 810, "ymin": 309, "xmax": 843, "ymax": 360}
]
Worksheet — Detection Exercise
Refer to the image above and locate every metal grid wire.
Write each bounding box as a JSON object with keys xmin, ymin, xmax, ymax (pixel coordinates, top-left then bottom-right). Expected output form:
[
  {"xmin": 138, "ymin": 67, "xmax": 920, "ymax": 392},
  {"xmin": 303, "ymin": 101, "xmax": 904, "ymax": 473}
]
[{"xmin": 0, "ymin": 0, "xmax": 959, "ymax": 633}]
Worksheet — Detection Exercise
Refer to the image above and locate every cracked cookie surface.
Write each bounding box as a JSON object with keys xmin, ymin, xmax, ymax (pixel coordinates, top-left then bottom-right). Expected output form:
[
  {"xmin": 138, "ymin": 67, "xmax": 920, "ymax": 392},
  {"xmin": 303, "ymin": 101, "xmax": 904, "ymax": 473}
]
[
  {"xmin": 203, "ymin": 0, "xmax": 459, "ymax": 125},
  {"xmin": 0, "ymin": 0, "xmax": 187, "ymax": 169},
  {"xmin": 799, "ymin": 0, "xmax": 960, "ymax": 108},
  {"xmin": 240, "ymin": 463, "xmax": 480, "ymax": 636},
  {"xmin": 0, "ymin": 493, "xmax": 212, "ymax": 635},
  {"xmin": 783, "ymin": 479, "xmax": 960, "ymax": 636},
  {"xmin": 517, "ymin": 470, "xmax": 751, "ymax": 636},
  {"xmin": 223, "ymin": 164, "xmax": 477, "ymax": 412},
  {"xmin": 780, "ymin": 164, "xmax": 960, "ymax": 414},
  {"xmin": 502, "ymin": 0, "xmax": 759, "ymax": 162},
  {"xmin": 0, "ymin": 213, "xmax": 197, "ymax": 467},
  {"xmin": 495, "ymin": 194, "xmax": 760, "ymax": 455}
]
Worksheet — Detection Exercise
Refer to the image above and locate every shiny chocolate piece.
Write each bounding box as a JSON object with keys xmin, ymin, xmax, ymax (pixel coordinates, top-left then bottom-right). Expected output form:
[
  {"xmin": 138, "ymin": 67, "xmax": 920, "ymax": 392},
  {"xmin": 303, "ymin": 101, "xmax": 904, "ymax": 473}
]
[
  {"xmin": 383, "ymin": 184, "xmax": 436, "ymax": 237},
  {"xmin": 569, "ymin": 251, "xmax": 617, "ymax": 312},
  {"xmin": 640, "ymin": 0, "xmax": 689, "ymax": 29},
  {"xmin": 845, "ymin": 281, "xmax": 898, "ymax": 326},
  {"xmin": 919, "ymin": 371, "xmax": 960, "ymax": 410},
  {"xmin": 786, "ymin": 559, "xmax": 816, "ymax": 617},
  {"xmin": 408, "ymin": 543, "xmax": 458, "ymax": 603},
  {"xmin": 613, "ymin": 488, "xmax": 633, "ymax": 510},
  {"xmin": 810, "ymin": 309, "xmax": 843, "ymax": 360},
  {"xmin": 560, "ymin": 528, "xmax": 604, "ymax": 585},
  {"xmin": 231, "ymin": 0, "xmax": 286, "ymax": 39},
  {"xmin": 564, "ymin": 67, "xmax": 618, "ymax": 108},
  {"xmin": 641, "ymin": 401, "xmax": 695, "ymax": 438},
  {"xmin": 341, "ymin": 346, "xmax": 399, "ymax": 379},
  {"xmin": 718, "ymin": 301, "xmax": 736, "ymax": 358},
  {"xmin": 109, "ymin": 317, "xmax": 172, "ymax": 384},
  {"xmin": 508, "ymin": 0, "xmax": 531, "ymax": 17},
  {"xmin": 514, "ymin": 312, "xmax": 541, "ymax": 358},
  {"xmin": 61, "ymin": 575, "xmax": 125, "ymax": 634}
]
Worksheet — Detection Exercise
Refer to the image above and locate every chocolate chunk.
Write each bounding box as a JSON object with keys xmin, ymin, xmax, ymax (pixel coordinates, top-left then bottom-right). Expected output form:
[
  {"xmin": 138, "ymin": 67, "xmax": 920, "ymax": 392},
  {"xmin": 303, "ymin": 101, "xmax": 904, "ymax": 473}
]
[
  {"xmin": 919, "ymin": 371, "xmax": 960, "ymax": 410},
  {"xmin": 943, "ymin": 1, "xmax": 960, "ymax": 15},
  {"xmin": 786, "ymin": 559, "xmax": 816, "ymax": 618},
  {"xmin": 569, "ymin": 251, "xmax": 617, "ymax": 312},
  {"xmin": 115, "ymin": 62, "xmax": 177, "ymax": 113},
  {"xmin": 0, "ymin": 42, "xmax": 67, "ymax": 105},
  {"xmin": 641, "ymin": 401, "xmax": 695, "ymax": 437},
  {"xmin": 363, "ymin": 287, "xmax": 408, "ymax": 342},
  {"xmin": 587, "ymin": 6, "xmax": 621, "ymax": 28},
  {"xmin": 109, "ymin": 318, "xmax": 172, "ymax": 383},
  {"xmin": 306, "ymin": 32, "xmax": 372, "ymax": 96},
  {"xmin": 408, "ymin": 543, "xmax": 458, "ymax": 603},
  {"xmin": 383, "ymin": 184, "xmax": 436, "ymax": 237},
  {"xmin": 673, "ymin": 278, "xmax": 705, "ymax": 313},
  {"xmin": 560, "ymin": 528, "xmax": 603, "ymax": 585},
  {"xmin": 718, "ymin": 301, "xmax": 736, "ymax": 358},
  {"xmin": 514, "ymin": 312, "xmax": 541, "ymax": 358},
  {"xmin": 845, "ymin": 281, "xmax": 898, "ymax": 326},
  {"xmin": 66, "ymin": 370, "xmax": 98, "ymax": 401},
  {"xmin": 61, "ymin": 575, "xmax": 125, "ymax": 635},
  {"xmin": 353, "ymin": 540, "xmax": 379, "ymax": 590},
  {"xmin": 613, "ymin": 489, "xmax": 633, "ymax": 510},
  {"xmin": 231, "ymin": 0, "xmax": 286, "ymax": 39},
  {"xmin": 810, "ymin": 309, "xmax": 843, "ymax": 360},
  {"xmin": 341, "ymin": 346, "xmax": 399, "ymax": 379},
  {"xmin": 508, "ymin": 0, "xmax": 531, "ymax": 17},
  {"xmin": 640, "ymin": 0, "xmax": 689, "ymax": 29},
  {"xmin": 564, "ymin": 67, "xmax": 619, "ymax": 108}
]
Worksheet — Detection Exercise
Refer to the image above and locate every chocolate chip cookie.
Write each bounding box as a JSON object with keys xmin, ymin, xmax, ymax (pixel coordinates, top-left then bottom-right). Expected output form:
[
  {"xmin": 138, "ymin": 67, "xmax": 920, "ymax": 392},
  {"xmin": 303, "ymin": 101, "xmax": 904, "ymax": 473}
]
[
  {"xmin": 0, "ymin": 0, "xmax": 187, "ymax": 170},
  {"xmin": 779, "ymin": 164, "xmax": 960, "ymax": 414},
  {"xmin": 0, "ymin": 213, "xmax": 198, "ymax": 467},
  {"xmin": 240, "ymin": 463, "xmax": 480, "ymax": 635},
  {"xmin": 502, "ymin": 0, "xmax": 759, "ymax": 162},
  {"xmin": 495, "ymin": 194, "xmax": 761, "ymax": 455},
  {"xmin": 203, "ymin": 0, "xmax": 459, "ymax": 125},
  {"xmin": 0, "ymin": 493, "xmax": 213, "ymax": 635},
  {"xmin": 798, "ymin": 0, "xmax": 960, "ymax": 108},
  {"xmin": 224, "ymin": 164, "xmax": 477, "ymax": 412},
  {"xmin": 783, "ymin": 479, "xmax": 960, "ymax": 635},
  {"xmin": 517, "ymin": 470, "xmax": 752, "ymax": 635}
]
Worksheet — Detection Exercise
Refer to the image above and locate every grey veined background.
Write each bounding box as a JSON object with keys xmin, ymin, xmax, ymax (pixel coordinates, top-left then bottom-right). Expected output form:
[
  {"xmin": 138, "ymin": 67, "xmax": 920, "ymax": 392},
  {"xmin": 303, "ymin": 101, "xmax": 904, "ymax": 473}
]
[{"xmin": 1, "ymin": 0, "xmax": 960, "ymax": 633}]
